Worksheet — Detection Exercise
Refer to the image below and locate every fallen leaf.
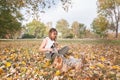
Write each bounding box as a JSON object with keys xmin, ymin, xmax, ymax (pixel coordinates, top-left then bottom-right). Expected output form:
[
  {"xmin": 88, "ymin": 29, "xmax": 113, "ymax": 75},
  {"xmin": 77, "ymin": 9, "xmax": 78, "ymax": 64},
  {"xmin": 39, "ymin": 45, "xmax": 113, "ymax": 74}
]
[
  {"xmin": 5, "ymin": 62, "xmax": 11, "ymax": 68},
  {"xmin": 55, "ymin": 70, "xmax": 61, "ymax": 76}
]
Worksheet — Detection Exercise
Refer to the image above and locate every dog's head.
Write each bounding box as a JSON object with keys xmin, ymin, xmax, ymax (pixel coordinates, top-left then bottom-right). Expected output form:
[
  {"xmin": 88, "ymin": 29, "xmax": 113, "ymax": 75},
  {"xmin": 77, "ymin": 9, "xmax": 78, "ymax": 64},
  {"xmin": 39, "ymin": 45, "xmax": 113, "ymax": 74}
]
[{"xmin": 53, "ymin": 56, "xmax": 63, "ymax": 69}]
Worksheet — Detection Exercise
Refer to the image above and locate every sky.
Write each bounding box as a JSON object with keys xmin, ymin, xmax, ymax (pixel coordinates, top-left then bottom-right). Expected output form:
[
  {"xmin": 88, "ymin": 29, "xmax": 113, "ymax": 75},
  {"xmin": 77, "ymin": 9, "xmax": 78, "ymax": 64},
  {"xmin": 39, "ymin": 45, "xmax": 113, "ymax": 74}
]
[
  {"xmin": 22, "ymin": 0, "xmax": 98, "ymax": 29},
  {"xmin": 40, "ymin": 0, "xmax": 97, "ymax": 29}
]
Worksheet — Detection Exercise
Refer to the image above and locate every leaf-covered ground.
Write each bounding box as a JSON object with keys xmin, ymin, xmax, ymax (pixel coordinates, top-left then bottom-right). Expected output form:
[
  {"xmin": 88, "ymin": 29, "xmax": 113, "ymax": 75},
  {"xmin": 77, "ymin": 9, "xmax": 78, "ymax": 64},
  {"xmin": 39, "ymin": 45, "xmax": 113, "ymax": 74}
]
[{"xmin": 0, "ymin": 40, "xmax": 120, "ymax": 80}]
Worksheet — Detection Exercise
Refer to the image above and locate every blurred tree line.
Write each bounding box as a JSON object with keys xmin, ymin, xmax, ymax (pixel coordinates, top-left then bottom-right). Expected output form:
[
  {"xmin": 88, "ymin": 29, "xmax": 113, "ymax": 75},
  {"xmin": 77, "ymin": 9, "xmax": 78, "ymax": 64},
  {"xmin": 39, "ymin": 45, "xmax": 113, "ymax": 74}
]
[
  {"xmin": 92, "ymin": 0, "xmax": 120, "ymax": 38},
  {"xmin": 0, "ymin": 0, "xmax": 72, "ymax": 39},
  {"xmin": 0, "ymin": 0, "xmax": 120, "ymax": 39},
  {"xmin": 22, "ymin": 19, "xmax": 89, "ymax": 39},
  {"xmin": 56, "ymin": 19, "xmax": 87, "ymax": 38}
]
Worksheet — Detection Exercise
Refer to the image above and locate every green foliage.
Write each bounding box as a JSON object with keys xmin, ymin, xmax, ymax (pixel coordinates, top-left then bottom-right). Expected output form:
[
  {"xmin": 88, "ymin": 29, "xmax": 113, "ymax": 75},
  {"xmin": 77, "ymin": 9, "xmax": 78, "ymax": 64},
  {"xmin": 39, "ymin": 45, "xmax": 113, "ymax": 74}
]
[
  {"xmin": 65, "ymin": 33, "xmax": 74, "ymax": 38},
  {"xmin": 26, "ymin": 19, "xmax": 46, "ymax": 38},
  {"xmin": 24, "ymin": 0, "xmax": 72, "ymax": 12},
  {"xmin": 79, "ymin": 24, "xmax": 86, "ymax": 38},
  {"xmin": 0, "ymin": 0, "xmax": 72, "ymax": 39},
  {"xmin": 71, "ymin": 21, "xmax": 79, "ymax": 38},
  {"xmin": 0, "ymin": 11, "xmax": 21, "ymax": 38},
  {"xmin": 92, "ymin": 15, "xmax": 109, "ymax": 38},
  {"xmin": 98, "ymin": 0, "xmax": 114, "ymax": 10},
  {"xmin": 56, "ymin": 20, "xmax": 86, "ymax": 38},
  {"xmin": 71, "ymin": 21, "xmax": 86, "ymax": 38},
  {"xmin": 97, "ymin": 0, "xmax": 120, "ymax": 38},
  {"xmin": 22, "ymin": 34, "xmax": 35, "ymax": 39},
  {"xmin": 56, "ymin": 19, "xmax": 70, "ymax": 38},
  {"xmin": 0, "ymin": 0, "xmax": 23, "ymax": 39}
]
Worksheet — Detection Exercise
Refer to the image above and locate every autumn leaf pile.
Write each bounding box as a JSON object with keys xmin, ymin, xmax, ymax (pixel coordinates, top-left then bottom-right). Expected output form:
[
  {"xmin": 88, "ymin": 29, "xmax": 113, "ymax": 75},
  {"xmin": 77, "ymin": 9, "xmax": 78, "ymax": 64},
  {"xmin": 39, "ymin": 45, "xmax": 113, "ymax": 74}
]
[{"xmin": 0, "ymin": 40, "xmax": 120, "ymax": 80}]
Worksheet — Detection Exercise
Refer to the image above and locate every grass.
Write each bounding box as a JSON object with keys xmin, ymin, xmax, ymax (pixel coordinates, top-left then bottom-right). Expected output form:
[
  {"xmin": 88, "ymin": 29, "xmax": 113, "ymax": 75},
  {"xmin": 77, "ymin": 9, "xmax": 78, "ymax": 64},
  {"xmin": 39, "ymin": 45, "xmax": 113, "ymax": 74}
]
[{"xmin": 1, "ymin": 39, "xmax": 120, "ymax": 45}]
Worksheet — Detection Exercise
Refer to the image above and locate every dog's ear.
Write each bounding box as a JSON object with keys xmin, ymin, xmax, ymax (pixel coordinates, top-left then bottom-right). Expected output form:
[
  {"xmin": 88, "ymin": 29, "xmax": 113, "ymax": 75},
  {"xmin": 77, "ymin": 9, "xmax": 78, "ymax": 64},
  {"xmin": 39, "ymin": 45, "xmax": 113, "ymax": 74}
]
[
  {"xmin": 52, "ymin": 56, "xmax": 60, "ymax": 68},
  {"xmin": 57, "ymin": 56, "xmax": 62, "ymax": 63},
  {"xmin": 53, "ymin": 56, "xmax": 58, "ymax": 65},
  {"xmin": 53, "ymin": 56, "xmax": 63, "ymax": 69}
]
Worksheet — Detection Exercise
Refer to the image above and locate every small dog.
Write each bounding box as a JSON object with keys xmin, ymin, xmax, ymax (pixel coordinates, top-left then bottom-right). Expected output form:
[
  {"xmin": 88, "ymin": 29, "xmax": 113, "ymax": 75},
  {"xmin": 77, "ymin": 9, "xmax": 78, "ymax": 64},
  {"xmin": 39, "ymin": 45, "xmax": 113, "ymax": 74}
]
[
  {"xmin": 51, "ymin": 43, "xmax": 85, "ymax": 72},
  {"xmin": 52, "ymin": 55, "xmax": 83, "ymax": 72}
]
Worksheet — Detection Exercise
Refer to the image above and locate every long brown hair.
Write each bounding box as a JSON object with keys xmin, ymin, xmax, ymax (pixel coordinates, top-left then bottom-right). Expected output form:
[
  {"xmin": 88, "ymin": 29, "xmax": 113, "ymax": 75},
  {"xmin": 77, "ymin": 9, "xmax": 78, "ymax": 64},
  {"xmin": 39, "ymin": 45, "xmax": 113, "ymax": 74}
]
[{"xmin": 49, "ymin": 28, "xmax": 58, "ymax": 40}]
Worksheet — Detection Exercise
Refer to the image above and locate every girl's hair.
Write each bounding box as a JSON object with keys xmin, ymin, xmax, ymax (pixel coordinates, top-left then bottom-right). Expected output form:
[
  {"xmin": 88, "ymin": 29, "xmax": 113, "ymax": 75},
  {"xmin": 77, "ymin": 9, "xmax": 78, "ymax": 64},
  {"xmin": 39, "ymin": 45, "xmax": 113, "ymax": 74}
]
[{"xmin": 49, "ymin": 28, "xmax": 57, "ymax": 40}]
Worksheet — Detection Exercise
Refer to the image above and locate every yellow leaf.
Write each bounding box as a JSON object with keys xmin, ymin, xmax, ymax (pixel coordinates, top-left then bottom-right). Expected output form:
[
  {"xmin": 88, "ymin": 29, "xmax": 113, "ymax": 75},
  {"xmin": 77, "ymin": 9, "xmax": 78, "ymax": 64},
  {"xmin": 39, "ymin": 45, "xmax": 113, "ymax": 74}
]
[
  {"xmin": 44, "ymin": 60, "xmax": 51, "ymax": 67},
  {"xmin": 101, "ymin": 56, "xmax": 105, "ymax": 62},
  {"xmin": 21, "ymin": 61, "xmax": 26, "ymax": 65},
  {"xmin": 10, "ymin": 54, "xmax": 15, "ymax": 59},
  {"xmin": 5, "ymin": 48, "xmax": 9, "ymax": 53},
  {"xmin": 97, "ymin": 63, "xmax": 104, "ymax": 68},
  {"xmin": 89, "ymin": 65, "xmax": 95, "ymax": 69},
  {"xmin": 74, "ymin": 54, "xmax": 79, "ymax": 59},
  {"xmin": 68, "ymin": 77, "xmax": 73, "ymax": 80},
  {"xmin": 112, "ymin": 65, "xmax": 120, "ymax": 70},
  {"xmin": 11, "ymin": 49, "xmax": 15, "ymax": 52},
  {"xmin": 14, "ymin": 63, "xmax": 19, "ymax": 67},
  {"xmin": 55, "ymin": 70, "xmax": 61, "ymax": 76},
  {"xmin": 21, "ymin": 67, "xmax": 26, "ymax": 72},
  {"xmin": 0, "ymin": 68, "xmax": 4, "ymax": 75},
  {"xmin": 6, "ymin": 77, "xmax": 12, "ymax": 80},
  {"xmin": 5, "ymin": 62, "xmax": 11, "ymax": 68}
]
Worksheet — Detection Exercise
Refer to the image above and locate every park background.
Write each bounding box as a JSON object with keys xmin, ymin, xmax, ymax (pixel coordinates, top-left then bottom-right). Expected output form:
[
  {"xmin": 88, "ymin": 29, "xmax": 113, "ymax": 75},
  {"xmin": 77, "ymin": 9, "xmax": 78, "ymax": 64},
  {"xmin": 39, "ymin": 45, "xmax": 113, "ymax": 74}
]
[{"xmin": 0, "ymin": 0, "xmax": 120, "ymax": 80}]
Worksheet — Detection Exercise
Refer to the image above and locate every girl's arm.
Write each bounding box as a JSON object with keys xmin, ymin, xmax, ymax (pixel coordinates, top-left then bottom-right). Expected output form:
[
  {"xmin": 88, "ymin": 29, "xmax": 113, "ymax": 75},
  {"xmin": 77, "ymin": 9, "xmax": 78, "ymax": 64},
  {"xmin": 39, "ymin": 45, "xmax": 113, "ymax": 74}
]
[
  {"xmin": 39, "ymin": 39, "xmax": 52, "ymax": 52},
  {"xmin": 54, "ymin": 42, "xmax": 60, "ymax": 50}
]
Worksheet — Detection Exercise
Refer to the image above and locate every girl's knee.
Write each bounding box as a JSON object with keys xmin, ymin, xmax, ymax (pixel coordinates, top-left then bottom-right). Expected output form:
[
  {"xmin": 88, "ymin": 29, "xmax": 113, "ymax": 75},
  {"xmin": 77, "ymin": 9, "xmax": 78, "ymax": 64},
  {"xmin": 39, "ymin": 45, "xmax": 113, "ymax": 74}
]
[{"xmin": 64, "ymin": 46, "xmax": 69, "ymax": 50}]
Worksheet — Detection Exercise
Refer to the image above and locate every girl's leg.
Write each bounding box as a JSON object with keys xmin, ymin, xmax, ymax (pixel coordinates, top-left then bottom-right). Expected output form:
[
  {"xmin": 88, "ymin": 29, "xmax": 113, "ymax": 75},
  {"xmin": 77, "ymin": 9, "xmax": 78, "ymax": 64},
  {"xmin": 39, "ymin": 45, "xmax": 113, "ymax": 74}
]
[
  {"xmin": 45, "ymin": 46, "xmax": 69, "ymax": 60},
  {"xmin": 45, "ymin": 53, "xmax": 52, "ymax": 59},
  {"xmin": 58, "ymin": 46, "xmax": 69, "ymax": 56},
  {"xmin": 45, "ymin": 53, "xmax": 57, "ymax": 60}
]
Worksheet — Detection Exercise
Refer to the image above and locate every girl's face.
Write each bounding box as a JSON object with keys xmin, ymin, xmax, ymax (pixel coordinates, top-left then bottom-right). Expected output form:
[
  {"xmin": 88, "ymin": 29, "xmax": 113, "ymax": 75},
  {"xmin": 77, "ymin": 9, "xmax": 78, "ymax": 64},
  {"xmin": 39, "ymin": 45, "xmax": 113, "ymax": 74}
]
[{"xmin": 50, "ymin": 31, "xmax": 57, "ymax": 40}]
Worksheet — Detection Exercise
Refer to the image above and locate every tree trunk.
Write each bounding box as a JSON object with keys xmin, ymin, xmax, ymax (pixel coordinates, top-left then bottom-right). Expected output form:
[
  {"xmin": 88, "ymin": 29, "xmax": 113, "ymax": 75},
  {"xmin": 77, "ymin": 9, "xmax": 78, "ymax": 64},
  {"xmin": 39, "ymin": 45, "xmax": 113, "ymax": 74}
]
[
  {"xmin": 115, "ymin": 25, "xmax": 118, "ymax": 38},
  {"xmin": 115, "ymin": 10, "xmax": 119, "ymax": 38}
]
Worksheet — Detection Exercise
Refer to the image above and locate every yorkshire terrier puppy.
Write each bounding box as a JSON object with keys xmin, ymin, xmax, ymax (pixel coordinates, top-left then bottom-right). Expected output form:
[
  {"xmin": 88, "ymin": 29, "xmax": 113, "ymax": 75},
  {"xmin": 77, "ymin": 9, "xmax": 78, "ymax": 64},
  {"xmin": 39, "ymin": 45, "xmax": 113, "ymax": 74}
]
[{"xmin": 52, "ymin": 56, "xmax": 83, "ymax": 72}]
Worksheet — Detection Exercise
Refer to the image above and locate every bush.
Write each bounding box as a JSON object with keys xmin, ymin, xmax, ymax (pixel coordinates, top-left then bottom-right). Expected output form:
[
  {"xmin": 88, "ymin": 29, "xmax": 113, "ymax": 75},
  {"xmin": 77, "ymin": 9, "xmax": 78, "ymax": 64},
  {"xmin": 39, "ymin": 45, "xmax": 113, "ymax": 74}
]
[
  {"xmin": 65, "ymin": 33, "xmax": 74, "ymax": 38},
  {"xmin": 22, "ymin": 34, "xmax": 35, "ymax": 39}
]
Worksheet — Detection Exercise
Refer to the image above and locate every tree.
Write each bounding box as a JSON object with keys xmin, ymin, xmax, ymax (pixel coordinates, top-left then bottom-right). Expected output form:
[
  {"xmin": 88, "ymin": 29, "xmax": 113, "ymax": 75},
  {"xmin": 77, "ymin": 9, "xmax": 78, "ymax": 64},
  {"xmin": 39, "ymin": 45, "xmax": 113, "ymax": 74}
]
[
  {"xmin": 84, "ymin": 29, "xmax": 93, "ymax": 38},
  {"xmin": 0, "ymin": 0, "xmax": 23, "ymax": 38},
  {"xmin": 21, "ymin": 0, "xmax": 72, "ymax": 21},
  {"xmin": 26, "ymin": 19, "xmax": 46, "ymax": 38},
  {"xmin": 56, "ymin": 19, "xmax": 70, "ymax": 38},
  {"xmin": 97, "ymin": 0, "xmax": 120, "ymax": 38},
  {"xmin": 71, "ymin": 21, "xmax": 79, "ymax": 38},
  {"xmin": 79, "ymin": 24, "xmax": 86, "ymax": 38},
  {"xmin": 92, "ymin": 15, "xmax": 109, "ymax": 38},
  {"xmin": 0, "ymin": 11, "xmax": 22, "ymax": 38},
  {"xmin": 0, "ymin": 0, "xmax": 72, "ymax": 38},
  {"xmin": 44, "ymin": 22, "xmax": 53, "ymax": 37},
  {"xmin": 71, "ymin": 21, "xmax": 86, "ymax": 38}
]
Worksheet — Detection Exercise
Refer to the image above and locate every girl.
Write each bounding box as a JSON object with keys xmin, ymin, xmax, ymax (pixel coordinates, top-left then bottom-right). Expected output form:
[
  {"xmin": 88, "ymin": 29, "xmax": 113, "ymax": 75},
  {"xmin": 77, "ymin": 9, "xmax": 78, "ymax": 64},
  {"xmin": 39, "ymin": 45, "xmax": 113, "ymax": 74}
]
[{"xmin": 39, "ymin": 28, "xmax": 69, "ymax": 60}]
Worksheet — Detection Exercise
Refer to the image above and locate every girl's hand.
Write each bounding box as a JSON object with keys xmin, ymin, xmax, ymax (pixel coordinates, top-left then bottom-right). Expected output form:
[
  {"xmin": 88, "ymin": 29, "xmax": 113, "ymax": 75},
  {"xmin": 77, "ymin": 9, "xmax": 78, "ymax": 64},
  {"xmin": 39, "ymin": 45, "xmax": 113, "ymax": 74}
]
[{"xmin": 47, "ymin": 48, "xmax": 53, "ymax": 52}]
